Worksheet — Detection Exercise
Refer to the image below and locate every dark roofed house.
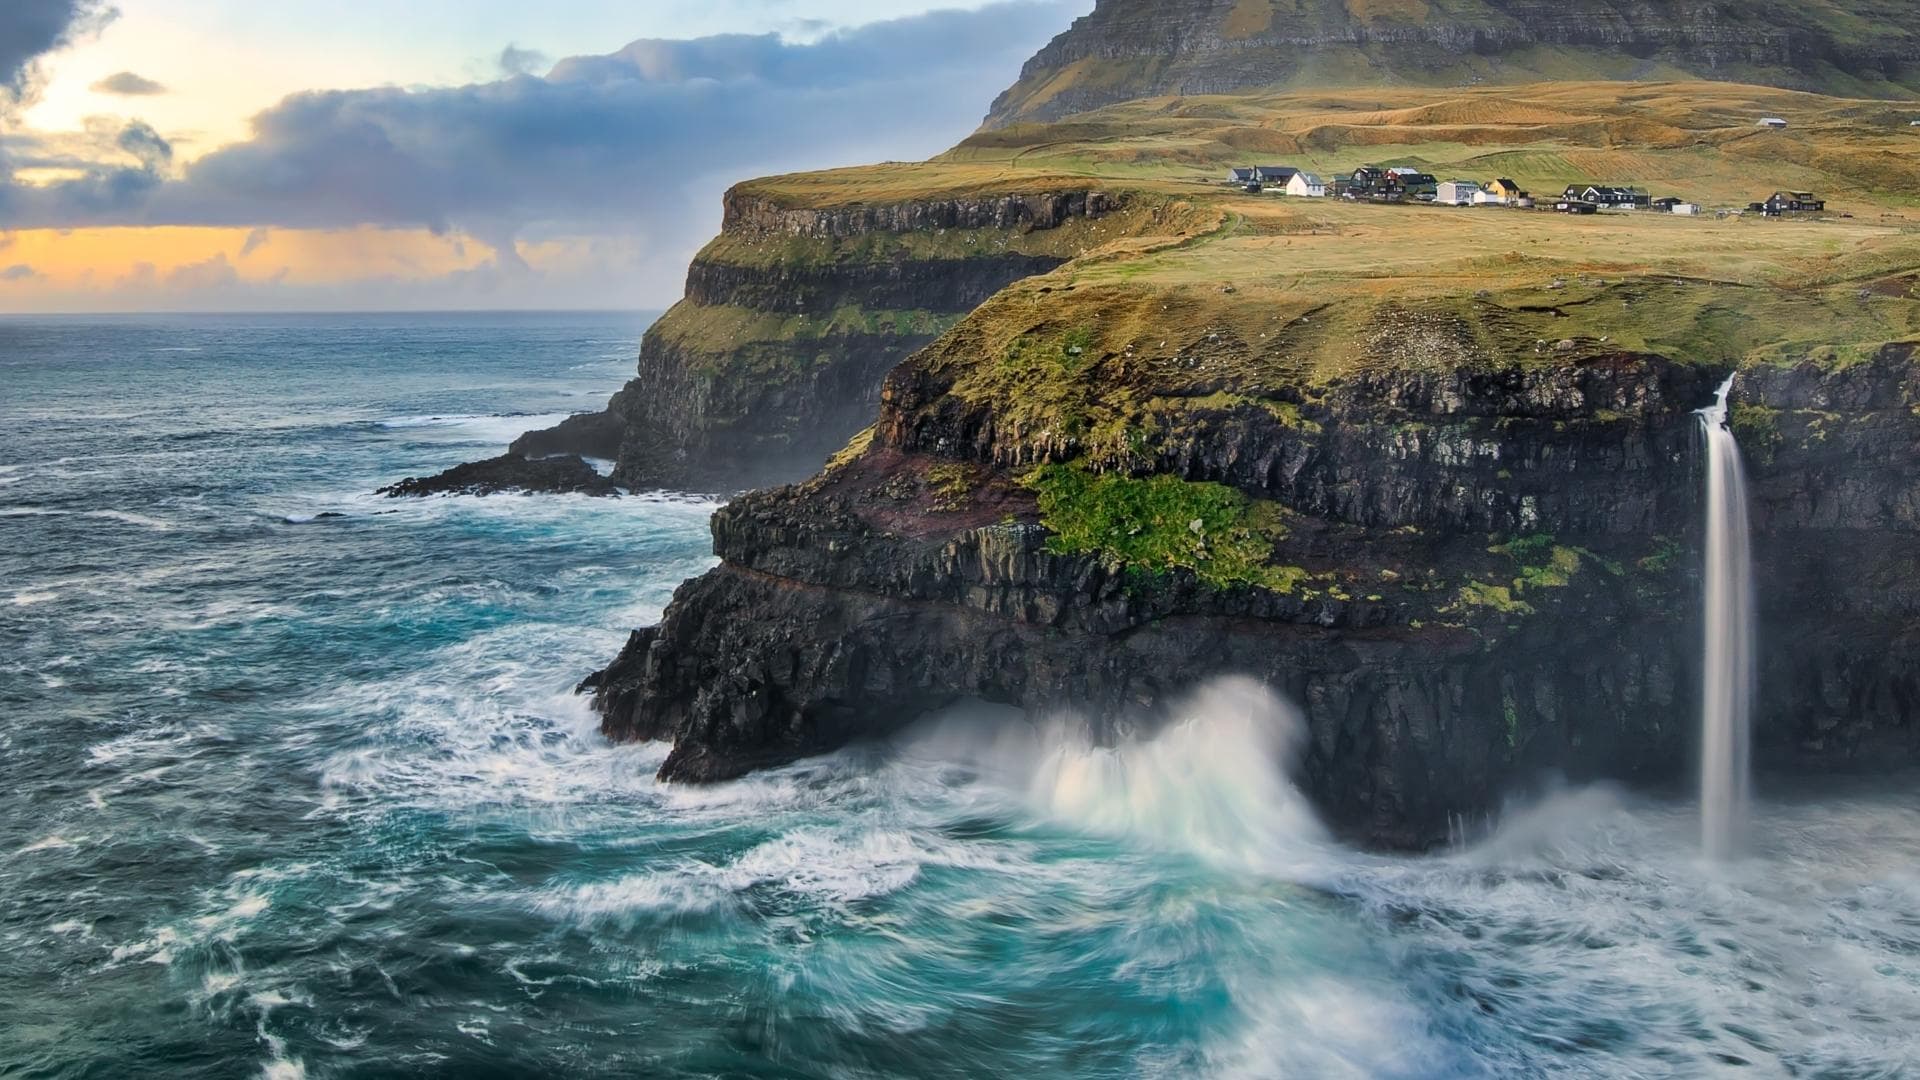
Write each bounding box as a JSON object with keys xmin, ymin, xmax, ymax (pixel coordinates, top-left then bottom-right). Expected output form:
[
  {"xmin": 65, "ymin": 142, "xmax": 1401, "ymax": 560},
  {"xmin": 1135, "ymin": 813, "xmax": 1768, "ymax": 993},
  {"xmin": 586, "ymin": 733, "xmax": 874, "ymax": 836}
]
[
  {"xmin": 1564, "ymin": 184, "xmax": 1651, "ymax": 208},
  {"xmin": 1228, "ymin": 167, "xmax": 1258, "ymax": 184},
  {"xmin": 1254, "ymin": 166, "xmax": 1299, "ymax": 185},
  {"xmin": 1763, "ymin": 191, "xmax": 1825, "ymax": 215},
  {"xmin": 1387, "ymin": 167, "xmax": 1439, "ymax": 197}
]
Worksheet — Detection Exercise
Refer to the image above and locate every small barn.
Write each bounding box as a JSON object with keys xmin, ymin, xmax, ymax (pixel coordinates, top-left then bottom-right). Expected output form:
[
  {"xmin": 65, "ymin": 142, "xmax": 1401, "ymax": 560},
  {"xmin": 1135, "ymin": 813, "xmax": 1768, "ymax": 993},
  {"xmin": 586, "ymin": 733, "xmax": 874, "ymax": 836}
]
[
  {"xmin": 1227, "ymin": 167, "xmax": 1258, "ymax": 184},
  {"xmin": 1758, "ymin": 117, "xmax": 1789, "ymax": 129},
  {"xmin": 1285, "ymin": 171, "xmax": 1326, "ymax": 198}
]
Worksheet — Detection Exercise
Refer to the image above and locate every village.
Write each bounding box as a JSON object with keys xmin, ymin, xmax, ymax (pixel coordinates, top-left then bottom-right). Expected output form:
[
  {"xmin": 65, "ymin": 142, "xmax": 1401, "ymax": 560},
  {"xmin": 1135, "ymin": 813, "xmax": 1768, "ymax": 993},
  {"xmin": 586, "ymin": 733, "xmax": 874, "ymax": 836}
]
[{"xmin": 1224, "ymin": 160, "xmax": 1829, "ymax": 220}]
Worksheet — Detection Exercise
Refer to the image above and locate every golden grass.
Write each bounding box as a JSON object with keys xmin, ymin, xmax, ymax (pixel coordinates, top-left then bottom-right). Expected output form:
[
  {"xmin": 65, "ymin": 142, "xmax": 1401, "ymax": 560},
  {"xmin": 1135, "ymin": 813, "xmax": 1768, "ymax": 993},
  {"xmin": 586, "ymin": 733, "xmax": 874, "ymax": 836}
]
[
  {"xmin": 690, "ymin": 78, "xmax": 1920, "ymax": 407},
  {"xmin": 941, "ymin": 80, "xmax": 1920, "ymax": 212}
]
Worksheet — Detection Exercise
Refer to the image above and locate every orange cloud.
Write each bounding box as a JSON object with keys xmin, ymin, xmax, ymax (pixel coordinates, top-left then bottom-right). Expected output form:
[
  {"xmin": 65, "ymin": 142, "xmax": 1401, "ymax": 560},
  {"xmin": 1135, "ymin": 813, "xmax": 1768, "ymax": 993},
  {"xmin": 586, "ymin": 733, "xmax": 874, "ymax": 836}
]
[{"xmin": 0, "ymin": 225, "xmax": 501, "ymax": 293}]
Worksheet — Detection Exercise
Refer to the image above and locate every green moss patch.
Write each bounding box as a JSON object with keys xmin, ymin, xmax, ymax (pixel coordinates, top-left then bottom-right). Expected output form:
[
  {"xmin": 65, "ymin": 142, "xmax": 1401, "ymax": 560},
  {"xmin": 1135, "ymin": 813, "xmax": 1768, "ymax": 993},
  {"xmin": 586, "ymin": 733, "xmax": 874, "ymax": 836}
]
[{"xmin": 1026, "ymin": 464, "xmax": 1304, "ymax": 592}]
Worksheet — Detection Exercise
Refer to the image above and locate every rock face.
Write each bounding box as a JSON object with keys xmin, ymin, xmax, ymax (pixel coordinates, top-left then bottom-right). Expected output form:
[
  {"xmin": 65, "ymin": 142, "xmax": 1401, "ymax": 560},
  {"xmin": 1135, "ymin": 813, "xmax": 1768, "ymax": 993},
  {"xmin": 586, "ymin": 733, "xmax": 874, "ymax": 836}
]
[
  {"xmin": 380, "ymin": 454, "xmax": 620, "ymax": 498},
  {"xmin": 986, "ymin": 0, "xmax": 1920, "ymax": 127},
  {"xmin": 587, "ymin": 339, "xmax": 1920, "ymax": 849},
  {"xmin": 510, "ymin": 188, "xmax": 1120, "ymax": 492}
]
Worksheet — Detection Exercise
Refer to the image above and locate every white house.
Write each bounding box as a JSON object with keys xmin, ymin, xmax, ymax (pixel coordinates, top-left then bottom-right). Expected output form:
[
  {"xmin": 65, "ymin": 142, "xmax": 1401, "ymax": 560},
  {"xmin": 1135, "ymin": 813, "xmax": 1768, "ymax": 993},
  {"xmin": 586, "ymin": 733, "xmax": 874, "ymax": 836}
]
[
  {"xmin": 1471, "ymin": 188, "xmax": 1508, "ymax": 206},
  {"xmin": 1758, "ymin": 117, "xmax": 1788, "ymax": 129},
  {"xmin": 1285, "ymin": 171, "xmax": 1326, "ymax": 198},
  {"xmin": 1670, "ymin": 202, "xmax": 1702, "ymax": 216},
  {"xmin": 1436, "ymin": 180, "xmax": 1482, "ymax": 206}
]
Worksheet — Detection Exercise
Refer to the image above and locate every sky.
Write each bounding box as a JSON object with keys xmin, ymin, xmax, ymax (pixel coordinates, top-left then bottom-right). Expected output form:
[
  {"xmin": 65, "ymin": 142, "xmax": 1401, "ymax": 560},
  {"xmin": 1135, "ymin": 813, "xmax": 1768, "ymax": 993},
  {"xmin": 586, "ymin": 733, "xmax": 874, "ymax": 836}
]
[{"xmin": 0, "ymin": 0, "xmax": 1089, "ymax": 312}]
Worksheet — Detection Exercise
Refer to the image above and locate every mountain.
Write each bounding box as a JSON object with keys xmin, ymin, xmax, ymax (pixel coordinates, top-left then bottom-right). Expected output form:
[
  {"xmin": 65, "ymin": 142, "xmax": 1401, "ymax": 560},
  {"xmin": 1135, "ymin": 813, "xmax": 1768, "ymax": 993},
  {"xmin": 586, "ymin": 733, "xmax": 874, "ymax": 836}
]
[{"xmin": 986, "ymin": 0, "xmax": 1920, "ymax": 128}]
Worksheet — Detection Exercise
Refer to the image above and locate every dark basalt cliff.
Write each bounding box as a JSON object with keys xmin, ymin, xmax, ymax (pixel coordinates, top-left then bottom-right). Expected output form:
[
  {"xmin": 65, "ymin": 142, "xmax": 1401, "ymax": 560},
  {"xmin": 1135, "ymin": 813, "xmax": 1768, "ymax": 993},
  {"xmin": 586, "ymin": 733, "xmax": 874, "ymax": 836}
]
[
  {"xmin": 587, "ymin": 333, "xmax": 1920, "ymax": 849},
  {"xmin": 512, "ymin": 188, "xmax": 1119, "ymax": 492},
  {"xmin": 986, "ymin": 0, "xmax": 1920, "ymax": 127}
]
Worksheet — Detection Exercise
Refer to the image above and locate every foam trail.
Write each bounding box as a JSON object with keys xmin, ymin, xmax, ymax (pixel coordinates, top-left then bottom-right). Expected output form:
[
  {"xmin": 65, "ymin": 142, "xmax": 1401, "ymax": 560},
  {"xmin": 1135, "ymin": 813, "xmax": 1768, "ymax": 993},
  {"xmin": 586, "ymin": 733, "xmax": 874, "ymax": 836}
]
[{"xmin": 1697, "ymin": 374, "xmax": 1757, "ymax": 860}]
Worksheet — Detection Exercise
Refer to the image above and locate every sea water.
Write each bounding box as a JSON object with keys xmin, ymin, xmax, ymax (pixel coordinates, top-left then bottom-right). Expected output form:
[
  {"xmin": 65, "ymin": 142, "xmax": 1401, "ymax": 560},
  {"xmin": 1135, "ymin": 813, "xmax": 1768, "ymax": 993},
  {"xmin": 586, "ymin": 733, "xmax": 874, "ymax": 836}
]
[{"xmin": 3, "ymin": 313, "xmax": 1917, "ymax": 1078}]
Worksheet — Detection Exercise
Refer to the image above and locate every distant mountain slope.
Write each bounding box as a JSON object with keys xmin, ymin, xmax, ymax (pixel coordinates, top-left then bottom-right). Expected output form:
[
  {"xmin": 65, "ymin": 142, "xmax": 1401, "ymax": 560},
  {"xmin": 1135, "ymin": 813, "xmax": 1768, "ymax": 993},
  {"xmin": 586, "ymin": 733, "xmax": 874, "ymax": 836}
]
[{"xmin": 985, "ymin": 0, "xmax": 1920, "ymax": 127}]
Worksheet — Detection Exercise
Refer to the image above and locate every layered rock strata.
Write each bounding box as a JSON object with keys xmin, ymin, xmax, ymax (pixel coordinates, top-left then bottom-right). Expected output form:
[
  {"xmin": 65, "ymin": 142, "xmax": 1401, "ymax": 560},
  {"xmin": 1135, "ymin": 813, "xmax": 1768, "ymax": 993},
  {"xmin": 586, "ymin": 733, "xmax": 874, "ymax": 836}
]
[
  {"xmin": 513, "ymin": 189, "xmax": 1120, "ymax": 492},
  {"xmin": 587, "ymin": 325, "xmax": 1920, "ymax": 848}
]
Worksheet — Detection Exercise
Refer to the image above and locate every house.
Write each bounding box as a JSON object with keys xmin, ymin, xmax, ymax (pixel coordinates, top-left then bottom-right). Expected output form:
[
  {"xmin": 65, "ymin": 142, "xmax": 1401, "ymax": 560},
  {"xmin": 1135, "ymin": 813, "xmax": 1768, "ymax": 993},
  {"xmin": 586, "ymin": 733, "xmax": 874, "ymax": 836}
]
[
  {"xmin": 1485, "ymin": 178, "xmax": 1527, "ymax": 202},
  {"xmin": 1349, "ymin": 166, "xmax": 1394, "ymax": 193},
  {"xmin": 1762, "ymin": 191, "xmax": 1825, "ymax": 215},
  {"xmin": 1387, "ymin": 167, "xmax": 1439, "ymax": 197},
  {"xmin": 1651, "ymin": 197, "xmax": 1699, "ymax": 214},
  {"xmin": 1227, "ymin": 167, "xmax": 1258, "ymax": 185},
  {"xmin": 1912, "ymin": 119, "xmax": 1920, "ymax": 127},
  {"xmin": 1284, "ymin": 171, "xmax": 1326, "ymax": 198},
  {"xmin": 1758, "ymin": 117, "xmax": 1789, "ymax": 129},
  {"xmin": 1346, "ymin": 166, "xmax": 1406, "ymax": 199},
  {"xmin": 1555, "ymin": 199, "xmax": 1599, "ymax": 215},
  {"xmin": 1471, "ymin": 188, "xmax": 1509, "ymax": 206},
  {"xmin": 1254, "ymin": 166, "xmax": 1298, "ymax": 186},
  {"xmin": 1563, "ymin": 184, "xmax": 1651, "ymax": 208},
  {"xmin": 1669, "ymin": 202, "xmax": 1702, "ymax": 216},
  {"xmin": 1436, "ymin": 180, "xmax": 1483, "ymax": 206}
]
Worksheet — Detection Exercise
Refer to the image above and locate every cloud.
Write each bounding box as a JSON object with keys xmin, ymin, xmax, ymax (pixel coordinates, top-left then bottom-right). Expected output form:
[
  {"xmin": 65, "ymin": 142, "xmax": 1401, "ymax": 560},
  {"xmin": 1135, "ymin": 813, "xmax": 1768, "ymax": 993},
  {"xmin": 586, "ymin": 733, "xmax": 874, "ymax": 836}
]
[
  {"xmin": 1, "ymin": 262, "xmax": 39, "ymax": 280},
  {"xmin": 89, "ymin": 70, "xmax": 165, "ymax": 96},
  {"xmin": 0, "ymin": 1, "xmax": 1092, "ymax": 308},
  {"xmin": 1, "ymin": 0, "xmax": 119, "ymax": 100},
  {"xmin": 165, "ymin": 251, "xmax": 237, "ymax": 289},
  {"xmin": 497, "ymin": 45, "xmax": 547, "ymax": 78},
  {"xmin": 238, "ymin": 226, "xmax": 269, "ymax": 257},
  {"xmin": 0, "ymin": 3, "xmax": 1081, "ymax": 244}
]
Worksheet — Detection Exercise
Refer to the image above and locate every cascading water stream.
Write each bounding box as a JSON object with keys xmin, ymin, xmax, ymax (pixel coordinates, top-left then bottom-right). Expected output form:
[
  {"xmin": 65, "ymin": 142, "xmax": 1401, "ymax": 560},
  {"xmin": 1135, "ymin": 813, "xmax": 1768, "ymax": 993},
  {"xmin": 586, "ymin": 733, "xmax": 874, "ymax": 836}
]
[{"xmin": 1696, "ymin": 374, "xmax": 1757, "ymax": 860}]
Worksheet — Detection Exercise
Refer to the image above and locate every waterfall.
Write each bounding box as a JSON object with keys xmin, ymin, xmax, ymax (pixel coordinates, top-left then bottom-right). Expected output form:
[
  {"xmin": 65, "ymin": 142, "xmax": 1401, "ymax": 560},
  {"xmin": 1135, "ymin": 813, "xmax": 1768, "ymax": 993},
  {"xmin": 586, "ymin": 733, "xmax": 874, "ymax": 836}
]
[{"xmin": 1696, "ymin": 375, "xmax": 1756, "ymax": 860}]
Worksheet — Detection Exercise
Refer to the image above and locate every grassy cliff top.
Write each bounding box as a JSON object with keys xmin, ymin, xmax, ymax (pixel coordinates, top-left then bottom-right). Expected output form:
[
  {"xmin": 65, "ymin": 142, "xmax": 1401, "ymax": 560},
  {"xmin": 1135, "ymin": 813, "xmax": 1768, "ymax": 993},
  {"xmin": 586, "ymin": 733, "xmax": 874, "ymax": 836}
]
[
  {"xmin": 728, "ymin": 165, "xmax": 1115, "ymax": 208},
  {"xmin": 950, "ymin": 81, "xmax": 1920, "ymax": 210},
  {"xmin": 699, "ymin": 80, "xmax": 1920, "ymax": 389}
]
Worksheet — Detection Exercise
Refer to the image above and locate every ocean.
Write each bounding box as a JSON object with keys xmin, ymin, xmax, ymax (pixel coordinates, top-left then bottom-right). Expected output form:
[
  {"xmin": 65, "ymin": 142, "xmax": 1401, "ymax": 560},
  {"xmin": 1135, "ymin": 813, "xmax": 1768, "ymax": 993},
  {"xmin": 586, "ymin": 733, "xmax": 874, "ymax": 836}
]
[{"xmin": 2, "ymin": 311, "xmax": 1917, "ymax": 1079}]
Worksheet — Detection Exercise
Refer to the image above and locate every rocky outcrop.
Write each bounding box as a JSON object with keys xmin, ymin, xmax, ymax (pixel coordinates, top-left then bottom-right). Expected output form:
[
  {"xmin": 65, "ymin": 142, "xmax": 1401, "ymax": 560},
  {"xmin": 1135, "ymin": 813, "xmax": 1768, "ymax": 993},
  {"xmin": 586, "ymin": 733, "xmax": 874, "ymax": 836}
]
[
  {"xmin": 380, "ymin": 454, "xmax": 619, "ymax": 498},
  {"xmin": 506, "ymin": 187, "xmax": 1121, "ymax": 492},
  {"xmin": 986, "ymin": 0, "xmax": 1920, "ymax": 127},
  {"xmin": 510, "ymin": 410, "xmax": 625, "ymax": 461},
  {"xmin": 586, "ymin": 337, "xmax": 1920, "ymax": 849}
]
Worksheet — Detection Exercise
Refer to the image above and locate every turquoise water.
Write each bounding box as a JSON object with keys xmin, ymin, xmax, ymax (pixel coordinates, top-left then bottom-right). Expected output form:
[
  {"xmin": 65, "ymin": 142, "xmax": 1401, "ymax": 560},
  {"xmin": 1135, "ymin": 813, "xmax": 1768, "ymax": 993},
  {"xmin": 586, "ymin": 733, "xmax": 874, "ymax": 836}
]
[{"xmin": 3, "ymin": 313, "xmax": 1918, "ymax": 1079}]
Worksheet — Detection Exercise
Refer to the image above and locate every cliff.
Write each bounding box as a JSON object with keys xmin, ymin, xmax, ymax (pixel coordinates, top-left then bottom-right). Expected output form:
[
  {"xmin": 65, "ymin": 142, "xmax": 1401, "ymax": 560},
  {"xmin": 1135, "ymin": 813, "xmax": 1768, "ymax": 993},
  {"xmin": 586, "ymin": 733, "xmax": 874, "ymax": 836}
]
[
  {"xmin": 584, "ymin": 170, "xmax": 1920, "ymax": 846},
  {"xmin": 512, "ymin": 179, "xmax": 1145, "ymax": 491},
  {"xmin": 986, "ymin": 0, "xmax": 1920, "ymax": 128}
]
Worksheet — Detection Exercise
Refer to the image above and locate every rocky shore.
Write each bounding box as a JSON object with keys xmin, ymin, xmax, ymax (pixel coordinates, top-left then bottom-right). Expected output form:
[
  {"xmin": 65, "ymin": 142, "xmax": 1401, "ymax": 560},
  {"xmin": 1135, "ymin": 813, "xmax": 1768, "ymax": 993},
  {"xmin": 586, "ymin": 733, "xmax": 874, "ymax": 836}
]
[{"xmin": 379, "ymin": 453, "xmax": 619, "ymax": 498}]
